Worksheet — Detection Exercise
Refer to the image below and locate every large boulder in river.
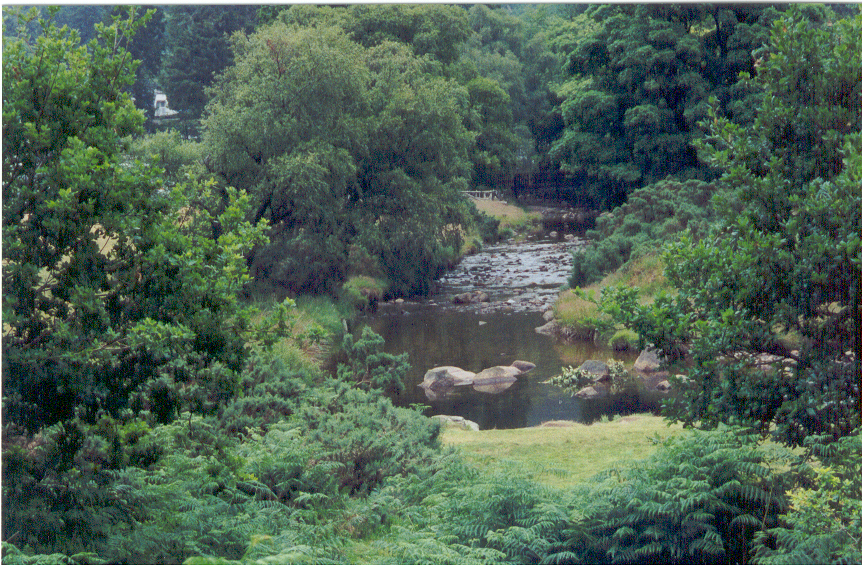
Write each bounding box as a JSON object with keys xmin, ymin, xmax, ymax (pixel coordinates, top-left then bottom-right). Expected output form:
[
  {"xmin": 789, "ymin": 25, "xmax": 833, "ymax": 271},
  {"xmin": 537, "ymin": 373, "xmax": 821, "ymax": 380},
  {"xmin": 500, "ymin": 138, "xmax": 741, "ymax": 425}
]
[
  {"xmin": 634, "ymin": 347, "xmax": 663, "ymax": 373},
  {"xmin": 473, "ymin": 365, "xmax": 521, "ymax": 394},
  {"xmin": 577, "ymin": 360, "xmax": 611, "ymax": 382},
  {"xmin": 422, "ymin": 366, "xmax": 476, "ymax": 389},
  {"xmin": 511, "ymin": 360, "xmax": 536, "ymax": 373}
]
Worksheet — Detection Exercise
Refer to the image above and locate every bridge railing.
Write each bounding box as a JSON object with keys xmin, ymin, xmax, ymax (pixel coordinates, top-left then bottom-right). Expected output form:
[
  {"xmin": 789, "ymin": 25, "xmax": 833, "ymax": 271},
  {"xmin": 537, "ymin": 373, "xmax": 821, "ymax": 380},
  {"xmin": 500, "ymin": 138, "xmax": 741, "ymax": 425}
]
[{"xmin": 463, "ymin": 189, "xmax": 500, "ymax": 200}]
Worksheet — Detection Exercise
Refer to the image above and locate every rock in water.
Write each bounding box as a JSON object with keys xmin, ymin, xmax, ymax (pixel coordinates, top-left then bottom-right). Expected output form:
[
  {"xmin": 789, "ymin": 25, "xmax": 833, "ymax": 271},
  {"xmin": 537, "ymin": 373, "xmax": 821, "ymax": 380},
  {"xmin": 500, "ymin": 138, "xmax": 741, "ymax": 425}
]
[
  {"xmin": 422, "ymin": 366, "xmax": 476, "ymax": 388},
  {"xmin": 634, "ymin": 347, "xmax": 663, "ymax": 373},
  {"xmin": 472, "ymin": 365, "xmax": 521, "ymax": 394},
  {"xmin": 511, "ymin": 360, "xmax": 536, "ymax": 373},
  {"xmin": 577, "ymin": 360, "xmax": 611, "ymax": 382},
  {"xmin": 574, "ymin": 385, "xmax": 609, "ymax": 399}
]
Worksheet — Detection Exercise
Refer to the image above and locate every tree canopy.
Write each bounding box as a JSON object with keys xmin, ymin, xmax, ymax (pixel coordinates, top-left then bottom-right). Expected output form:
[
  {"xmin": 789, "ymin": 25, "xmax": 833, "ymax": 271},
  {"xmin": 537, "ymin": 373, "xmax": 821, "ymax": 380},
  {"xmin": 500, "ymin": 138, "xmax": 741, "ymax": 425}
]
[
  {"xmin": 551, "ymin": 4, "xmax": 790, "ymax": 207},
  {"xmin": 597, "ymin": 8, "xmax": 862, "ymax": 445},
  {"xmin": 201, "ymin": 18, "xmax": 475, "ymax": 297},
  {"xmin": 2, "ymin": 7, "xmax": 270, "ymax": 431}
]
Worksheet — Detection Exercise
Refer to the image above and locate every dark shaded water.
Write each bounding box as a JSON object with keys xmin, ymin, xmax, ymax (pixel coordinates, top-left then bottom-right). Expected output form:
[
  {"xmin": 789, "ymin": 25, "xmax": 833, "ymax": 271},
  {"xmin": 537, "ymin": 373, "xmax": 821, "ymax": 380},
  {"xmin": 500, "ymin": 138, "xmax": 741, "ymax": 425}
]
[{"xmin": 359, "ymin": 303, "xmax": 656, "ymax": 430}]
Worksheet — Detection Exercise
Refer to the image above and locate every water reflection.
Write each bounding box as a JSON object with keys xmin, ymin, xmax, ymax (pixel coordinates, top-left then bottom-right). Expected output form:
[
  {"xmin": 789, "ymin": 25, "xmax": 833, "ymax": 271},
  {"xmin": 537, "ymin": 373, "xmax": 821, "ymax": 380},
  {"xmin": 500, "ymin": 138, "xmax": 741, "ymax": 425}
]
[{"xmin": 358, "ymin": 305, "xmax": 651, "ymax": 430}]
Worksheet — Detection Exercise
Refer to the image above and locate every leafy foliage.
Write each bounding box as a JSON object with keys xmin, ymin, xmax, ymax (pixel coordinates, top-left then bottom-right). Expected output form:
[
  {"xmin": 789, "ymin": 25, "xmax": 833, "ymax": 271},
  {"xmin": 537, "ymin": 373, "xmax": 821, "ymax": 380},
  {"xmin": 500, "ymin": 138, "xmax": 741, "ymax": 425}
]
[
  {"xmin": 754, "ymin": 431, "xmax": 862, "ymax": 564},
  {"xmin": 551, "ymin": 5, "xmax": 787, "ymax": 207},
  {"xmin": 202, "ymin": 19, "xmax": 476, "ymax": 297},
  {"xmin": 594, "ymin": 8, "xmax": 862, "ymax": 445},
  {"xmin": 557, "ymin": 428, "xmax": 795, "ymax": 564},
  {"xmin": 570, "ymin": 179, "xmax": 719, "ymax": 287},
  {"xmin": 546, "ymin": 359, "xmax": 638, "ymax": 396},
  {"xmin": 337, "ymin": 327, "xmax": 410, "ymax": 395},
  {"xmin": 159, "ymin": 5, "xmax": 258, "ymax": 130},
  {"xmin": 2, "ymin": 7, "xmax": 269, "ymax": 433},
  {"xmin": 293, "ymin": 381, "xmax": 441, "ymax": 495}
]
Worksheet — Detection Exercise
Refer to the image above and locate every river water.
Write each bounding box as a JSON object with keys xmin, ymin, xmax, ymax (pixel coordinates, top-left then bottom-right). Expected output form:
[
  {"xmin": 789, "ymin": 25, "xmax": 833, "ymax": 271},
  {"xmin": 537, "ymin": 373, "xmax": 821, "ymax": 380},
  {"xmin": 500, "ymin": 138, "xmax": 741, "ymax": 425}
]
[{"xmin": 356, "ymin": 236, "xmax": 659, "ymax": 429}]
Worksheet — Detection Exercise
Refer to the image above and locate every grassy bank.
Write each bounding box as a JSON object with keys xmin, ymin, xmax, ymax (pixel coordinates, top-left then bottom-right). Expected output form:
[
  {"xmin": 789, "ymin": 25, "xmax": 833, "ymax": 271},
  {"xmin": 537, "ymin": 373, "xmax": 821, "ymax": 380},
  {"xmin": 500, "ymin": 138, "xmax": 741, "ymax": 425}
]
[
  {"xmin": 441, "ymin": 414, "xmax": 683, "ymax": 489},
  {"xmin": 474, "ymin": 198, "xmax": 543, "ymax": 241},
  {"xmin": 554, "ymin": 252, "xmax": 671, "ymax": 345}
]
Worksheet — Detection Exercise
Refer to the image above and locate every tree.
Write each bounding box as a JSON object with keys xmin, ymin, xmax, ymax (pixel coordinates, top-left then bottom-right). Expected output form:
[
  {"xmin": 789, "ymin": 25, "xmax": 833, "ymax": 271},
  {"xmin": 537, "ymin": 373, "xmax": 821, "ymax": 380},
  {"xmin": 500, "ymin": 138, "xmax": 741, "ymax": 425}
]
[
  {"xmin": 159, "ymin": 5, "xmax": 257, "ymax": 133},
  {"xmin": 551, "ymin": 4, "xmax": 786, "ymax": 208},
  {"xmin": 2, "ymin": 7, "xmax": 269, "ymax": 432},
  {"xmin": 116, "ymin": 5, "xmax": 166, "ymax": 131},
  {"xmin": 597, "ymin": 9, "xmax": 862, "ymax": 445},
  {"xmin": 202, "ymin": 20, "xmax": 474, "ymax": 297}
]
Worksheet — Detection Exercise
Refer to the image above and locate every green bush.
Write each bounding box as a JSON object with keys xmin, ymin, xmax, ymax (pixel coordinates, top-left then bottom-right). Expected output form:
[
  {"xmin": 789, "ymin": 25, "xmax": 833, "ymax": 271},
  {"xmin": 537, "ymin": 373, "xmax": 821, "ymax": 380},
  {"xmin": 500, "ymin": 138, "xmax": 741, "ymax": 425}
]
[
  {"xmin": 754, "ymin": 431, "xmax": 862, "ymax": 564},
  {"xmin": 337, "ymin": 326, "xmax": 410, "ymax": 395},
  {"xmin": 342, "ymin": 275, "xmax": 389, "ymax": 311},
  {"xmin": 570, "ymin": 179, "xmax": 719, "ymax": 288},
  {"xmin": 217, "ymin": 351, "xmax": 308, "ymax": 437},
  {"xmin": 545, "ymin": 359, "xmax": 637, "ymax": 396},
  {"xmin": 293, "ymin": 381, "xmax": 441, "ymax": 494},
  {"xmin": 556, "ymin": 427, "xmax": 796, "ymax": 564}
]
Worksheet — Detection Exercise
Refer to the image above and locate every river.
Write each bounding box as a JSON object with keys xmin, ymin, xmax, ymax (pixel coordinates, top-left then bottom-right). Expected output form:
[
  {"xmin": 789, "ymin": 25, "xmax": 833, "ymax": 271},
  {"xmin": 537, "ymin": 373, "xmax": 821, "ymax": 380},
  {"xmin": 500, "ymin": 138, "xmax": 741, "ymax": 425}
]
[{"xmin": 356, "ymin": 236, "xmax": 660, "ymax": 429}]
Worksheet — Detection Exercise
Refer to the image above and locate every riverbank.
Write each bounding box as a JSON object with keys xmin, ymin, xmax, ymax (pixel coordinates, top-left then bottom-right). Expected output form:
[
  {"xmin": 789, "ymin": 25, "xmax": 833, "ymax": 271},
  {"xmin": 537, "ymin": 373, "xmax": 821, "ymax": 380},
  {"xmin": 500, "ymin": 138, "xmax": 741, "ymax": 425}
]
[{"xmin": 440, "ymin": 413, "xmax": 682, "ymax": 489}]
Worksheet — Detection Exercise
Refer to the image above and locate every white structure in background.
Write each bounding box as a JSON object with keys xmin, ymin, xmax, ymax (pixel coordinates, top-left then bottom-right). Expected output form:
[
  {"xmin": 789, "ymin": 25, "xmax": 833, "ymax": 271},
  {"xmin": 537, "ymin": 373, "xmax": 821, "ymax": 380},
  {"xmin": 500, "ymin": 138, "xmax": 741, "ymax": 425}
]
[{"xmin": 153, "ymin": 90, "xmax": 178, "ymax": 118}]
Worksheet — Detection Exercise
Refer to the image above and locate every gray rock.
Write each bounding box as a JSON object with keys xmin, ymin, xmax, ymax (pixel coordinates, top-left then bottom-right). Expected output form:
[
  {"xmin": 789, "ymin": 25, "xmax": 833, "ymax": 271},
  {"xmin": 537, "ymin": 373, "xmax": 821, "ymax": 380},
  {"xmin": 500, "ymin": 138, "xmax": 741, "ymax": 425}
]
[
  {"xmin": 542, "ymin": 309, "xmax": 555, "ymax": 322},
  {"xmin": 433, "ymin": 415, "xmax": 480, "ymax": 431},
  {"xmin": 511, "ymin": 360, "xmax": 536, "ymax": 373},
  {"xmin": 577, "ymin": 360, "xmax": 611, "ymax": 382},
  {"xmin": 474, "ymin": 365, "xmax": 522, "ymax": 382},
  {"xmin": 422, "ymin": 366, "xmax": 476, "ymax": 388},
  {"xmin": 634, "ymin": 347, "xmax": 663, "ymax": 373},
  {"xmin": 535, "ymin": 321, "xmax": 559, "ymax": 336},
  {"xmin": 452, "ymin": 291, "xmax": 490, "ymax": 304},
  {"xmin": 574, "ymin": 385, "xmax": 608, "ymax": 399},
  {"xmin": 655, "ymin": 380, "xmax": 672, "ymax": 391}
]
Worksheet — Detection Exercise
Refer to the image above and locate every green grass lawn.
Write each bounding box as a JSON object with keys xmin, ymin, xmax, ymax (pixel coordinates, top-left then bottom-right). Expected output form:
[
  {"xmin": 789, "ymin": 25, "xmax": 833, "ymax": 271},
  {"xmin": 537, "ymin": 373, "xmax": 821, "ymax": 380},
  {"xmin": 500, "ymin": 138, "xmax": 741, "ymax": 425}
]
[{"xmin": 441, "ymin": 414, "xmax": 684, "ymax": 489}]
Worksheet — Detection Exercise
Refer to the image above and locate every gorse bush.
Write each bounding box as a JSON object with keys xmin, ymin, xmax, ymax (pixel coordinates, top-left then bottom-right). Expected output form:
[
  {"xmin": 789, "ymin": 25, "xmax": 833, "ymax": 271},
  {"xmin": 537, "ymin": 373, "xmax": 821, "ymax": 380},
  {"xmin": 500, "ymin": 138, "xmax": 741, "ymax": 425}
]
[
  {"xmin": 570, "ymin": 179, "xmax": 719, "ymax": 287},
  {"xmin": 293, "ymin": 381, "xmax": 441, "ymax": 494},
  {"xmin": 337, "ymin": 326, "xmax": 410, "ymax": 394}
]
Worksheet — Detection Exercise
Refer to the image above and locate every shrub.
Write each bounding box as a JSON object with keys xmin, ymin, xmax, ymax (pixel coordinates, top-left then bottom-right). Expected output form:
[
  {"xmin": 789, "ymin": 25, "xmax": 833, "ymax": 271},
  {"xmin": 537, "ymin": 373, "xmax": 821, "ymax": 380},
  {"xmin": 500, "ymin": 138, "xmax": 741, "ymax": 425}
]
[
  {"xmin": 570, "ymin": 179, "xmax": 718, "ymax": 288},
  {"xmin": 546, "ymin": 359, "xmax": 637, "ymax": 396},
  {"xmin": 217, "ymin": 351, "xmax": 308, "ymax": 437},
  {"xmin": 557, "ymin": 427, "xmax": 796, "ymax": 564},
  {"xmin": 609, "ymin": 329, "xmax": 639, "ymax": 351},
  {"xmin": 293, "ymin": 382, "xmax": 441, "ymax": 494},
  {"xmin": 754, "ymin": 432, "xmax": 862, "ymax": 564},
  {"xmin": 337, "ymin": 326, "xmax": 410, "ymax": 395},
  {"xmin": 342, "ymin": 275, "xmax": 389, "ymax": 311}
]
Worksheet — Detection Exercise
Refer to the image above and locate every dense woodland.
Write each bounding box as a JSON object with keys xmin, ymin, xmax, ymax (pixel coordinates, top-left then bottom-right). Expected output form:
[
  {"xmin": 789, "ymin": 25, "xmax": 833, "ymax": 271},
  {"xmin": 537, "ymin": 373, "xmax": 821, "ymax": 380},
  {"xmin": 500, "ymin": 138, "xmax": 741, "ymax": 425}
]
[{"xmin": 2, "ymin": 4, "xmax": 861, "ymax": 564}]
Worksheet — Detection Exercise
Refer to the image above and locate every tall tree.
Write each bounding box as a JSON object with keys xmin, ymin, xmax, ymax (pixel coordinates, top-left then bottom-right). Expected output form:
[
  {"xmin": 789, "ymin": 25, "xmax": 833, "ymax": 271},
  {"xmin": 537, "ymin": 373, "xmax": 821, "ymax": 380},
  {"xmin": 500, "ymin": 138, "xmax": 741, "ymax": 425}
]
[
  {"xmin": 2, "ymin": 6, "xmax": 268, "ymax": 431},
  {"xmin": 599, "ymin": 8, "xmax": 862, "ymax": 445},
  {"xmin": 159, "ymin": 5, "xmax": 257, "ymax": 133},
  {"xmin": 116, "ymin": 5, "xmax": 166, "ymax": 131},
  {"xmin": 202, "ymin": 21, "xmax": 473, "ymax": 297},
  {"xmin": 551, "ymin": 4, "xmax": 786, "ymax": 208}
]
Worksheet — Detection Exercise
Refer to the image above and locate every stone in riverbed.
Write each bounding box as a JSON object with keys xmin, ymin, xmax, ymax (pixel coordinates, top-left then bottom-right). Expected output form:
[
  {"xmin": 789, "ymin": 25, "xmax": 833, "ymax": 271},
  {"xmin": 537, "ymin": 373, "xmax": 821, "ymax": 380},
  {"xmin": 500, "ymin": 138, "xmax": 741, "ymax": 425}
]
[
  {"xmin": 535, "ymin": 320, "xmax": 559, "ymax": 336},
  {"xmin": 574, "ymin": 384, "xmax": 609, "ymax": 399},
  {"xmin": 511, "ymin": 360, "xmax": 536, "ymax": 373},
  {"xmin": 577, "ymin": 360, "xmax": 611, "ymax": 382},
  {"xmin": 634, "ymin": 347, "xmax": 663, "ymax": 373},
  {"xmin": 472, "ymin": 365, "xmax": 521, "ymax": 394},
  {"xmin": 452, "ymin": 291, "xmax": 490, "ymax": 304},
  {"xmin": 422, "ymin": 366, "xmax": 476, "ymax": 389}
]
